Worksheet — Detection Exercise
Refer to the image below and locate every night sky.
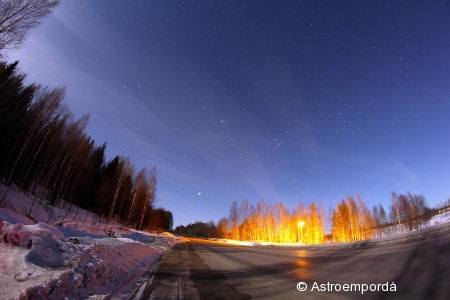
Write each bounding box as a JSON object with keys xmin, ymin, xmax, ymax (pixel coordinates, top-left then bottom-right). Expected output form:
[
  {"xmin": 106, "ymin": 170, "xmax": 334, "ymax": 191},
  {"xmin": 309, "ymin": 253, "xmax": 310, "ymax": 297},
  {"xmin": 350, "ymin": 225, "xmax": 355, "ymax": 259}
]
[{"xmin": 9, "ymin": 1, "xmax": 450, "ymax": 227}]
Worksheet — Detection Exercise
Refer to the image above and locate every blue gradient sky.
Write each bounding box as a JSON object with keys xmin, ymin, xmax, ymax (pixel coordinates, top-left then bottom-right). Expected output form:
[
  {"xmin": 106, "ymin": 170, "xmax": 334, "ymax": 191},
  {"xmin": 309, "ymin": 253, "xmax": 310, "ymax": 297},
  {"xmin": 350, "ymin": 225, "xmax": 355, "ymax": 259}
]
[{"xmin": 8, "ymin": 1, "xmax": 450, "ymax": 227}]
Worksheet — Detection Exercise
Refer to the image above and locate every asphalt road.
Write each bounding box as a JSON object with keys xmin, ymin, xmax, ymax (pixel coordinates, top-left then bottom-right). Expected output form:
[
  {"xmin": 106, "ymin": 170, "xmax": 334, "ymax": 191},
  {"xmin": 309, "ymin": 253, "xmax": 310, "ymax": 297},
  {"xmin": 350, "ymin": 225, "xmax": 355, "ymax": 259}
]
[{"xmin": 137, "ymin": 231, "xmax": 450, "ymax": 300}]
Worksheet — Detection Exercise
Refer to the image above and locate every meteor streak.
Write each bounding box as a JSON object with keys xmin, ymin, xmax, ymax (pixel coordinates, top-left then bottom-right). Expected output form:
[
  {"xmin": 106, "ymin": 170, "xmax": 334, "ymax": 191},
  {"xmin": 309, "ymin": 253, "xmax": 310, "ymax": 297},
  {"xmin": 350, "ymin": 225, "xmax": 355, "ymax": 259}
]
[{"xmin": 275, "ymin": 140, "xmax": 283, "ymax": 149}]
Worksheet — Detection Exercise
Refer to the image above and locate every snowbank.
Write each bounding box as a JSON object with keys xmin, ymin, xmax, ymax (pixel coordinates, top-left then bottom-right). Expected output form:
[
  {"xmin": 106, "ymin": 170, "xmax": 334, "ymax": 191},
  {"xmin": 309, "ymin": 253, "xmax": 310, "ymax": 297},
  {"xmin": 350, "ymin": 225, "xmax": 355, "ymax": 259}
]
[
  {"xmin": 429, "ymin": 211, "xmax": 450, "ymax": 225},
  {"xmin": 0, "ymin": 216, "xmax": 164, "ymax": 299},
  {"xmin": 0, "ymin": 187, "xmax": 180, "ymax": 300}
]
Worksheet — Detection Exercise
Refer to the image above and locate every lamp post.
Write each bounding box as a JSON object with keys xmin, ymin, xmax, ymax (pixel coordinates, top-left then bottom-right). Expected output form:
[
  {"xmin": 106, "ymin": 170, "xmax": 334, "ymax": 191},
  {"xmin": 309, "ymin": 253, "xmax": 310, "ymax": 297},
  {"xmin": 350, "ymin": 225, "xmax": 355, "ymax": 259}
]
[{"xmin": 298, "ymin": 221, "xmax": 305, "ymax": 244}]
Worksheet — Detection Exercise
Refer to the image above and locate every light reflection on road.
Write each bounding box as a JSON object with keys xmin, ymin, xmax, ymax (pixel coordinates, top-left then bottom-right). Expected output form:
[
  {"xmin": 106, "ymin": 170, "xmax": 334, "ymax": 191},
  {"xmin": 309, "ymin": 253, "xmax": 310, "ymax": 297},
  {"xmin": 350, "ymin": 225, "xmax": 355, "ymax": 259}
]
[{"xmin": 295, "ymin": 250, "xmax": 312, "ymax": 279}]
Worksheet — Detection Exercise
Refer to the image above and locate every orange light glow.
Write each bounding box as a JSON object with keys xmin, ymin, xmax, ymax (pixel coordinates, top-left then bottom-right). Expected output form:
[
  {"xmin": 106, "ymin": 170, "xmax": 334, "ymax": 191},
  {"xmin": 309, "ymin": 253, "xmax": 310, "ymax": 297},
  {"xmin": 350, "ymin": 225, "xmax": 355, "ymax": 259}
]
[{"xmin": 222, "ymin": 200, "xmax": 325, "ymax": 245}]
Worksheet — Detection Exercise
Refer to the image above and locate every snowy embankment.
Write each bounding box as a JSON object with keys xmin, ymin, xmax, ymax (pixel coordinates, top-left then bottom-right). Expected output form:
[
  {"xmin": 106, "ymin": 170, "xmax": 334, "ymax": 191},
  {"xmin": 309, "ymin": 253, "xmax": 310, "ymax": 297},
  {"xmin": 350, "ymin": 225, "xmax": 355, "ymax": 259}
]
[{"xmin": 0, "ymin": 186, "xmax": 180, "ymax": 300}]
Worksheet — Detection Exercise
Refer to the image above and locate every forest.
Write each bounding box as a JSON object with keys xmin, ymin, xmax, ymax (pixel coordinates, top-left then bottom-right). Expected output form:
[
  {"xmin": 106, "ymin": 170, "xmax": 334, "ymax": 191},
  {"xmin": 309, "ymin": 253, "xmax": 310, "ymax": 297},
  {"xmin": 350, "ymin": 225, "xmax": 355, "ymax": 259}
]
[
  {"xmin": 0, "ymin": 1, "xmax": 172, "ymax": 232},
  {"xmin": 176, "ymin": 193, "xmax": 445, "ymax": 244},
  {"xmin": 0, "ymin": 61, "xmax": 173, "ymax": 232},
  {"xmin": 1, "ymin": 0, "xmax": 446, "ymax": 243}
]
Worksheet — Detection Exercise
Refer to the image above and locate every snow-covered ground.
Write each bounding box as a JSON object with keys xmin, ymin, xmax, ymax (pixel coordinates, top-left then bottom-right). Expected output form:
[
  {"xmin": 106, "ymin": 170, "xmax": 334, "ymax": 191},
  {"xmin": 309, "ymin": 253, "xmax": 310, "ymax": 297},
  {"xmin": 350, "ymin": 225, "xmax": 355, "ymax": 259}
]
[
  {"xmin": 429, "ymin": 210, "xmax": 450, "ymax": 225},
  {"xmin": 2, "ymin": 184, "xmax": 449, "ymax": 299},
  {"xmin": 0, "ymin": 186, "xmax": 180, "ymax": 300}
]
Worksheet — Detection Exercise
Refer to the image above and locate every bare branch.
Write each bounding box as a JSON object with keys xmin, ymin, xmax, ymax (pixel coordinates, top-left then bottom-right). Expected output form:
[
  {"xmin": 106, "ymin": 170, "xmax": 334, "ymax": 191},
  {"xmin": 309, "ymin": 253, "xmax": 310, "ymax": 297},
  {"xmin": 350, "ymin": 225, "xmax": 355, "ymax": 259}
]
[{"xmin": 0, "ymin": 0, "xmax": 60, "ymax": 53}]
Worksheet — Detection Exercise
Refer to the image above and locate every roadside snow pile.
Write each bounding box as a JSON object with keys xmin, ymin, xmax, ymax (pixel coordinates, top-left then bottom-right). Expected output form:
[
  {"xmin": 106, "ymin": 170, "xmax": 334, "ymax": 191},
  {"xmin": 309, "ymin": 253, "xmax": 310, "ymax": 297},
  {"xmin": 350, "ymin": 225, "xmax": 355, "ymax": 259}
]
[
  {"xmin": 138, "ymin": 232, "xmax": 179, "ymax": 253},
  {"xmin": 0, "ymin": 216, "xmax": 162, "ymax": 300},
  {"xmin": 430, "ymin": 212, "xmax": 450, "ymax": 225},
  {"xmin": 2, "ymin": 221, "xmax": 63, "ymax": 248}
]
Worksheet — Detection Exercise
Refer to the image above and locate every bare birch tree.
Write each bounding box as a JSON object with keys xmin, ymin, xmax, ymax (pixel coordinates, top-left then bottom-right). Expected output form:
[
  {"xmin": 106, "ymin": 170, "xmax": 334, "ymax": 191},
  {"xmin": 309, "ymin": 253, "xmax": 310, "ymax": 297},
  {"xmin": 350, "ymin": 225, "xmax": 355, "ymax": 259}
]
[{"xmin": 0, "ymin": 0, "xmax": 60, "ymax": 54}]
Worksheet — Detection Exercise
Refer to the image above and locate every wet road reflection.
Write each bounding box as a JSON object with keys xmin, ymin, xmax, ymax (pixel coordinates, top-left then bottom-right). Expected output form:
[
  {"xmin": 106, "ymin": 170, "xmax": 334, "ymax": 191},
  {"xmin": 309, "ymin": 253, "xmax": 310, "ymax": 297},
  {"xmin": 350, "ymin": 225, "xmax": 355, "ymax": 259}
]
[{"xmin": 187, "ymin": 231, "xmax": 450, "ymax": 299}]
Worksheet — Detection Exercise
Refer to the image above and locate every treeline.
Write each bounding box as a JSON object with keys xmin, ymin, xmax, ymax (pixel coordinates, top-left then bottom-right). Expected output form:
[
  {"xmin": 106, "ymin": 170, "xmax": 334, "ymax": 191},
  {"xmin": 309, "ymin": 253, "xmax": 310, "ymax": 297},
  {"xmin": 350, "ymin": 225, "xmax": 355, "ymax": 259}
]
[
  {"xmin": 383, "ymin": 192, "xmax": 433, "ymax": 235},
  {"xmin": 219, "ymin": 199, "xmax": 324, "ymax": 244},
  {"xmin": 175, "ymin": 221, "xmax": 216, "ymax": 238},
  {"xmin": 176, "ymin": 199, "xmax": 325, "ymax": 244},
  {"xmin": 0, "ymin": 61, "xmax": 172, "ymax": 231},
  {"xmin": 330, "ymin": 194, "xmax": 372, "ymax": 242},
  {"xmin": 435, "ymin": 198, "xmax": 450, "ymax": 215},
  {"xmin": 179, "ymin": 192, "xmax": 437, "ymax": 244},
  {"xmin": 332, "ymin": 193, "xmax": 433, "ymax": 242}
]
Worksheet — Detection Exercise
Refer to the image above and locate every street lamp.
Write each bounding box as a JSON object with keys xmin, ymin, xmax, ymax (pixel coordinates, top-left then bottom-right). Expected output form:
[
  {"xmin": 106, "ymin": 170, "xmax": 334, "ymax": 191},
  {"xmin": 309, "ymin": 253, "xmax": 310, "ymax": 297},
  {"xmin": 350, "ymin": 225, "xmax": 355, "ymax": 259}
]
[{"xmin": 298, "ymin": 221, "xmax": 305, "ymax": 244}]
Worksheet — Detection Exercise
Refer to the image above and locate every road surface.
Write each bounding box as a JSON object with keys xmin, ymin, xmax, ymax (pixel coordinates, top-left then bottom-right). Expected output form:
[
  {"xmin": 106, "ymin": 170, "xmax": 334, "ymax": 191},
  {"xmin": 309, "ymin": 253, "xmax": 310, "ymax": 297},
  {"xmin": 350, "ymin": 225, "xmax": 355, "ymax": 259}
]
[{"xmin": 134, "ymin": 231, "xmax": 450, "ymax": 299}]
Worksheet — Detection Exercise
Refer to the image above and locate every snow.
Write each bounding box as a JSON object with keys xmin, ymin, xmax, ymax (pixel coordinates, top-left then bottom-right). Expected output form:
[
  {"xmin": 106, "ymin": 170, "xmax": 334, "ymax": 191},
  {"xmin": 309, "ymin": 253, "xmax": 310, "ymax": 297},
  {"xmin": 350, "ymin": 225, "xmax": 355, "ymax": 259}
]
[
  {"xmin": 429, "ymin": 210, "xmax": 450, "ymax": 225},
  {"xmin": 0, "ymin": 186, "xmax": 180, "ymax": 300},
  {"xmin": 2, "ymin": 184, "xmax": 448, "ymax": 299}
]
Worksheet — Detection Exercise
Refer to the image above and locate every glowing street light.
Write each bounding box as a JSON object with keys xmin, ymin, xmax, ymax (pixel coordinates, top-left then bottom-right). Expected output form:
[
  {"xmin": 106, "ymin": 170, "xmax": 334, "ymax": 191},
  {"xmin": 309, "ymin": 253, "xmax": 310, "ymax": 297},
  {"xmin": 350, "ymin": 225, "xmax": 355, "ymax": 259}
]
[{"xmin": 298, "ymin": 221, "xmax": 305, "ymax": 244}]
